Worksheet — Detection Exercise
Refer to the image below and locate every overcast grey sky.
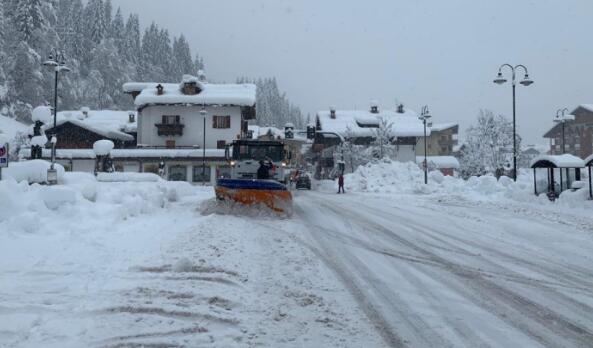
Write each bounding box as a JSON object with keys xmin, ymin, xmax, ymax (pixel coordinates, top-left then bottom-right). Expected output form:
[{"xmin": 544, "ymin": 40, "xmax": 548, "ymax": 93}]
[{"xmin": 113, "ymin": 0, "xmax": 593, "ymax": 144}]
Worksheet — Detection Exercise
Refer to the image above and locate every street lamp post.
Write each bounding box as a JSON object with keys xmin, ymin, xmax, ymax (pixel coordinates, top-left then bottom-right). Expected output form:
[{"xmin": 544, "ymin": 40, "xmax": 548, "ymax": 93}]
[
  {"xmin": 200, "ymin": 107, "xmax": 207, "ymax": 185},
  {"xmin": 418, "ymin": 105, "xmax": 432, "ymax": 184},
  {"xmin": 554, "ymin": 108, "xmax": 574, "ymax": 155},
  {"xmin": 493, "ymin": 64, "xmax": 534, "ymax": 181},
  {"xmin": 42, "ymin": 50, "xmax": 70, "ymax": 173}
]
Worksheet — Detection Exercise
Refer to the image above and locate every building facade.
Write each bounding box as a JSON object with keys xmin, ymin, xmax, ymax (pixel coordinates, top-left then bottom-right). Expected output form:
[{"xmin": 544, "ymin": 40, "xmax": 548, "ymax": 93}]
[
  {"xmin": 315, "ymin": 104, "xmax": 426, "ymax": 163},
  {"xmin": 544, "ymin": 104, "xmax": 593, "ymax": 158},
  {"xmin": 416, "ymin": 123, "xmax": 459, "ymax": 156},
  {"xmin": 29, "ymin": 75, "xmax": 257, "ymax": 185}
]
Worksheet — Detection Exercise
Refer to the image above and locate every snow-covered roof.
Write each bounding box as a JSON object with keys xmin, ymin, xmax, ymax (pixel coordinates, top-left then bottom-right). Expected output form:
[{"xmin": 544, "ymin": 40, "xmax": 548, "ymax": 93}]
[
  {"xmin": 429, "ymin": 123, "xmax": 458, "ymax": 132},
  {"xmin": 37, "ymin": 148, "xmax": 226, "ymax": 159},
  {"xmin": 584, "ymin": 154, "xmax": 593, "ymax": 166},
  {"xmin": 416, "ymin": 156, "xmax": 460, "ymax": 169},
  {"xmin": 249, "ymin": 125, "xmax": 284, "ymax": 139},
  {"xmin": 316, "ymin": 107, "xmax": 429, "ymax": 138},
  {"xmin": 49, "ymin": 110, "xmax": 136, "ymax": 141},
  {"xmin": 577, "ymin": 104, "xmax": 593, "ymax": 113},
  {"xmin": 530, "ymin": 154, "xmax": 585, "ymax": 168},
  {"xmin": 129, "ymin": 78, "xmax": 256, "ymax": 108}
]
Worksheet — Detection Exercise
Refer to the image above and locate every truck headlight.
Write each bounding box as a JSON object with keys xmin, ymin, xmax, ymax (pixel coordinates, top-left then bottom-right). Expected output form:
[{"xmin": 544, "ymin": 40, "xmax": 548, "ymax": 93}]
[{"xmin": 230, "ymin": 161, "xmax": 236, "ymax": 166}]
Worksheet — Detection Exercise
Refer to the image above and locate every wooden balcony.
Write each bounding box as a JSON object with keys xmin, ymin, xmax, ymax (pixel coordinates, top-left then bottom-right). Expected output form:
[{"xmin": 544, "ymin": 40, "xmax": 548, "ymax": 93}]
[{"xmin": 155, "ymin": 123, "xmax": 184, "ymax": 136}]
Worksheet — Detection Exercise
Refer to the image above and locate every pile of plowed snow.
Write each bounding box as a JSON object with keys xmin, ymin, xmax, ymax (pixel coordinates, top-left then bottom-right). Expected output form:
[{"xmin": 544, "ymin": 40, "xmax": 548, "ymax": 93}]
[
  {"xmin": 0, "ymin": 172, "xmax": 204, "ymax": 234},
  {"xmin": 329, "ymin": 159, "xmax": 592, "ymax": 206}
]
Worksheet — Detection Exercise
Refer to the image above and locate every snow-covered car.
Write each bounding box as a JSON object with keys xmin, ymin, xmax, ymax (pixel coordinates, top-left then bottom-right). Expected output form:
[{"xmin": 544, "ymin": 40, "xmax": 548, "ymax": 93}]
[{"xmin": 295, "ymin": 174, "xmax": 311, "ymax": 190}]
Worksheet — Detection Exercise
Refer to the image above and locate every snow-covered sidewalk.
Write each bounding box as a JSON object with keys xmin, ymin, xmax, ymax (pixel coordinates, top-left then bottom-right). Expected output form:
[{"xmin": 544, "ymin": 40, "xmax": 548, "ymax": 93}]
[{"xmin": 0, "ymin": 177, "xmax": 382, "ymax": 347}]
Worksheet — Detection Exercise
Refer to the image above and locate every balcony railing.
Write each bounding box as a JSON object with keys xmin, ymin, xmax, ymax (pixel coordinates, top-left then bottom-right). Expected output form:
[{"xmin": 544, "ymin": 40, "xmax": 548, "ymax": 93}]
[{"xmin": 155, "ymin": 123, "xmax": 184, "ymax": 136}]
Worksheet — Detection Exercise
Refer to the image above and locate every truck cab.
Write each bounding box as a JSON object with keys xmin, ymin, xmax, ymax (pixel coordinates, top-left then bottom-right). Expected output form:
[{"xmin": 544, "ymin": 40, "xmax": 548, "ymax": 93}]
[{"xmin": 226, "ymin": 140, "xmax": 289, "ymax": 183}]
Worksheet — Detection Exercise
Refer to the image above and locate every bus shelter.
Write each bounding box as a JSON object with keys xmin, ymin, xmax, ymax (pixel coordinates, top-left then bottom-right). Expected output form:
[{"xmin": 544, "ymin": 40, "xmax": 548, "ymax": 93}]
[
  {"xmin": 530, "ymin": 154, "xmax": 585, "ymax": 199},
  {"xmin": 585, "ymin": 154, "xmax": 593, "ymax": 200}
]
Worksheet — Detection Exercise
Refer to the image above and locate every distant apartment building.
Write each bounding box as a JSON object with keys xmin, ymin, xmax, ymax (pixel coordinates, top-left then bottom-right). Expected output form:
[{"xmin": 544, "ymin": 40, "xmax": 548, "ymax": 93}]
[
  {"xmin": 543, "ymin": 104, "xmax": 593, "ymax": 158},
  {"xmin": 416, "ymin": 123, "xmax": 459, "ymax": 156}
]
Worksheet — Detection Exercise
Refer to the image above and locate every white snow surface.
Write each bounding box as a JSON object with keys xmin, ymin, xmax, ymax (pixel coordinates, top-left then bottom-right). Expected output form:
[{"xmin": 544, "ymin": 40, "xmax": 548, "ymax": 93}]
[
  {"xmin": 0, "ymin": 175, "xmax": 383, "ymax": 347},
  {"xmin": 31, "ymin": 148, "xmax": 227, "ymax": 160},
  {"xmin": 428, "ymin": 122, "xmax": 458, "ymax": 132},
  {"xmin": 2, "ymin": 160, "xmax": 65, "ymax": 184},
  {"xmin": 2, "ymin": 160, "xmax": 593, "ymax": 347},
  {"xmin": 583, "ymin": 154, "xmax": 593, "ymax": 166},
  {"xmin": 0, "ymin": 115, "xmax": 29, "ymax": 140},
  {"xmin": 92, "ymin": 139, "xmax": 115, "ymax": 156},
  {"xmin": 31, "ymin": 106, "xmax": 53, "ymax": 123},
  {"xmin": 133, "ymin": 81, "xmax": 256, "ymax": 107},
  {"xmin": 51, "ymin": 109, "xmax": 136, "ymax": 141},
  {"xmin": 338, "ymin": 158, "xmax": 592, "ymax": 207},
  {"xmin": 316, "ymin": 107, "xmax": 429, "ymax": 138},
  {"xmin": 415, "ymin": 155, "xmax": 460, "ymax": 169},
  {"xmin": 30, "ymin": 135, "xmax": 48, "ymax": 147},
  {"xmin": 96, "ymin": 172, "xmax": 161, "ymax": 182}
]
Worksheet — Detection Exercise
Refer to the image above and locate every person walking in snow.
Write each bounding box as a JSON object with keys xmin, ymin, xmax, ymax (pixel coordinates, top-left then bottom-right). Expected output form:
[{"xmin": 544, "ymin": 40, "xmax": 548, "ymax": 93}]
[{"xmin": 337, "ymin": 174, "xmax": 345, "ymax": 194}]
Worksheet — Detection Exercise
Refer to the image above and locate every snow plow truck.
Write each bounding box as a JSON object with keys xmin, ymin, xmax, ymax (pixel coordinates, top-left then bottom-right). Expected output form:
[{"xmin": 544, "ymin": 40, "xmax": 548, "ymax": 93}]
[{"xmin": 214, "ymin": 140, "xmax": 292, "ymax": 214}]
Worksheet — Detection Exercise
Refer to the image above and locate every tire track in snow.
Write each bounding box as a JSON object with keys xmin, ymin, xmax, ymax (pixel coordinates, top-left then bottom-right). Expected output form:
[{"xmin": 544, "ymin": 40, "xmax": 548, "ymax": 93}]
[
  {"xmin": 293, "ymin": 204, "xmax": 407, "ymax": 348},
  {"xmin": 314, "ymin": 194, "xmax": 593, "ymax": 347}
]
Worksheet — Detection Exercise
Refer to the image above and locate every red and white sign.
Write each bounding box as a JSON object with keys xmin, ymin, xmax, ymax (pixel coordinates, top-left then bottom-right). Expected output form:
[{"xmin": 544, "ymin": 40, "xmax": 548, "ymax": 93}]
[{"xmin": 0, "ymin": 143, "xmax": 8, "ymax": 168}]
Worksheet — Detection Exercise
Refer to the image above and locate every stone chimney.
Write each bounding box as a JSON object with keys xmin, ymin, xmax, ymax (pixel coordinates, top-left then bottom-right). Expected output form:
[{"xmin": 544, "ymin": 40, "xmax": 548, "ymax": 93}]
[
  {"xmin": 81, "ymin": 106, "xmax": 90, "ymax": 118},
  {"xmin": 397, "ymin": 104, "xmax": 405, "ymax": 113},
  {"xmin": 370, "ymin": 100, "xmax": 379, "ymax": 114},
  {"xmin": 156, "ymin": 84, "xmax": 164, "ymax": 95},
  {"xmin": 330, "ymin": 105, "xmax": 336, "ymax": 119}
]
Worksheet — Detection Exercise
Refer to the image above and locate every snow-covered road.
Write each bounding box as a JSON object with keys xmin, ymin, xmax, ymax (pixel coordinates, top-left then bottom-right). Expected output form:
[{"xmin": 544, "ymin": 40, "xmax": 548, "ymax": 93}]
[
  {"xmin": 2, "ymin": 177, "xmax": 593, "ymax": 347},
  {"xmin": 293, "ymin": 190, "xmax": 593, "ymax": 347}
]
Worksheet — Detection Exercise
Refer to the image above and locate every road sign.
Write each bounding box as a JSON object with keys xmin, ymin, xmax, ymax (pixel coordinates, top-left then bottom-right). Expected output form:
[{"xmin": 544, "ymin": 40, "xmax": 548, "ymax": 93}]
[{"xmin": 0, "ymin": 143, "xmax": 8, "ymax": 168}]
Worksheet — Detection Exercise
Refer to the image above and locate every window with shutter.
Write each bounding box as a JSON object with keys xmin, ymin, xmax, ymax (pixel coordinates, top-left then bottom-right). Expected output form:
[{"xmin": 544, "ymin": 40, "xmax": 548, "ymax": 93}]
[{"xmin": 213, "ymin": 116, "xmax": 231, "ymax": 129}]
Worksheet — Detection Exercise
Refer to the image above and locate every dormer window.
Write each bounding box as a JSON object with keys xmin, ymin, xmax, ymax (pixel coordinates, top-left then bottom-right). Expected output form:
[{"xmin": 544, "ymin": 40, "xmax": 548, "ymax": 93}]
[{"xmin": 156, "ymin": 84, "xmax": 164, "ymax": 95}]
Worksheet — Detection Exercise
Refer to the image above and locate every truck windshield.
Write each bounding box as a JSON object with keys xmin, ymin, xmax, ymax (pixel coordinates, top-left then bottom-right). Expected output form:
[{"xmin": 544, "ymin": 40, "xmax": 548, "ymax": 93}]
[{"xmin": 233, "ymin": 144, "xmax": 284, "ymax": 162}]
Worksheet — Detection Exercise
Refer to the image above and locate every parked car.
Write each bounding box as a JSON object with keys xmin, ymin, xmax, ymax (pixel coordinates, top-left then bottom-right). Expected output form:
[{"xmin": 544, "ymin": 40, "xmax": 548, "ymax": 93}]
[{"xmin": 295, "ymin": 173, "xmax": 311, "ymax": 190}]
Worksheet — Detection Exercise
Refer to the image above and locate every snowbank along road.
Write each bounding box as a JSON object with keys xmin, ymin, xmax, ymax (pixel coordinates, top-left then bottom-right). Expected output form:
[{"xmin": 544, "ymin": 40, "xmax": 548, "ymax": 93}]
[{"xmin": 292, "ymin": 190, "xmax": 593, "ymax": 347}]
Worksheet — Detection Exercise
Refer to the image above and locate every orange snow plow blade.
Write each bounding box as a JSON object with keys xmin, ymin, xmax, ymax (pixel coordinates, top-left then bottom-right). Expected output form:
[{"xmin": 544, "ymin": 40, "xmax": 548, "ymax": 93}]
[{"xmin": 215, "ymin": 179, "xmax": 293, "ymax": 214}]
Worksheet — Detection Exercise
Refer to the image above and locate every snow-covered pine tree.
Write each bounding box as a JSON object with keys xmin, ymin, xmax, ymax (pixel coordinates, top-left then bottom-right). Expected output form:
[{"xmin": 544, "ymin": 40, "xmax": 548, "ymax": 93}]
[
  {"xmin": 193, "ymin": 53, "xmax": 204, "ymax": 72},
  {"xmin": 0, "ymin": 0, "xmax": 205, "ymax": 122},
  {"xmin": 109, "ymin": 7, "xmax": 125, "ymax": 52},
  {"xmin": 172, "ymin": 35, "xmax": 194, "ymax": 78},
  {"xmin": 124, "ymin": 14, "xmax": 141, "ymax": 64},
  {"xmin": 14, "ymin": 0, "xmax": 44, "ymax": 43},
  {"xmin": 103, "ymin": 0, "xmax": 112, "ymax": 32}
]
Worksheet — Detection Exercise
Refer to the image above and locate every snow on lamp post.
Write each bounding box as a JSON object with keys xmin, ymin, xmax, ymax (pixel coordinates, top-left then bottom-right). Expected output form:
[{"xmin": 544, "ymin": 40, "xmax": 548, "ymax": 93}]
[
  {"xmin": 493, "ymin": 64, "xmax": 534, "ymax": 181},
  {"xmin": 42, "ymin": 50, "xmax": 70, "ymax": 170},
  {"xmin": 418, "ymin": 105, "xmax": 432, "ymax": 184},
  {"xmin": 200, "ymin": 107, "xmax": 207, "ymax": 185},
  {"xmin": 93, "ymin": 140, "xmax": 115, "ymax": 174},
  {"xmin": 31, "ymin": 105, "xmax": 52, "ymax": 160},
  {"xmin": 553, "ymin": 108, "xmax": 575, "ymax": 155}
]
